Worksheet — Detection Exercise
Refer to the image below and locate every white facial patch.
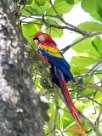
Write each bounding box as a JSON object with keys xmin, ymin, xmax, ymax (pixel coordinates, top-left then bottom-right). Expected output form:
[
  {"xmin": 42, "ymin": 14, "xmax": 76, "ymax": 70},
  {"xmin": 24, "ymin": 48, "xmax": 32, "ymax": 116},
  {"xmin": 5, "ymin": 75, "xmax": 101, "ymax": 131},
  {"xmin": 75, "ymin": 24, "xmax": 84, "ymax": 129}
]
[
  {"xmin": 38, "ymin": 35, "xmax": 45, "ymax": 42},
  {"xmin": 34, "ymin": 39, "xmax": 39, "ymax": 45}
]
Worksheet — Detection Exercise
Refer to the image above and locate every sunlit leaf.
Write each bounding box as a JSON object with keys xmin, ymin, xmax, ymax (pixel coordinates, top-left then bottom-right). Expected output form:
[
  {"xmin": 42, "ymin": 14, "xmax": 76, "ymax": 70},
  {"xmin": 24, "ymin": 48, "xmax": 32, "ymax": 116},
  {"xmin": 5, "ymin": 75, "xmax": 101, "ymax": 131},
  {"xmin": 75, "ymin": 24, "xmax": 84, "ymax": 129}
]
[
  {"xmin": 98, "ymin": 0, "xmax": 102, "ymax": 8},
  {"xmin": 30, "ymin": 0, "xmax": 43, "ymax": 13},
  {"xmin": 74, "ymin": 100, "xmax": 85, "ymax": 112},
  {"xmin": 62, "ymin": 113, "xmax": 74, "ymax": 128},
  {"xmin": 71, "ymin": 56, "xmax": 98, "ymax": 68},
  {"xmin": 65, "ymin": 0, "xmax": 74, "ymax": 4},
  {"xmin": 96, "ymin": 72, "xmax": 102, "ymax": 80},
  {"xmin": 41, "ymin": 0, "xmax": 50, "ymax": 12},
  {"xmin": 83, "ymin": 75, "xmax": 94, "ymax": 84},
  {"xmin": 94, "ymin": 92, "xmax": 102, "ymax": 103},
  {"xmin": 90, "ymin": 10, "xmax": 102, "ymax": 22},
  {"xmin": 20, "ymin": 5, "xmax": 35, "ymax": 16},
  {"xmin": 81, "ymin": 88, "xmax": 94, "ymax": 96},
  {"xmin": 92, "ymin": 36, "xmax": 102, "ymax": 58},
  {"xmin": 35, "ymin": 0, "xmax": 46, "ymax": 6},
  {"xmin": 97, "ymin": 7, "xmax": 102, "ymax": 19},
  {"xmin": 71, "ymin": 66, "xmax": 87, "ymax": 75},
  {"xmin": 74, "ymin": 0, "xmax": 81, "ymax": 4},
  {"xmin": 81, "ymin": 0, "xmax": 98, "ymax": 13},
  {"xmin": 77, "ymin": 22, "xmax": 102, "ymax": 32},
  {"xmin": 26, "ymin": 0, "xmax": 33, "ymax": 4},
  {"xmin": 46, "ymin": 27, "xmax": 63, "ymax": 38},
  {"xmin": 47, "ymin": 0, "xmax": 74, "ymax": 15},
  {"xmin": 72, "ymin": 38, "xmax": 100, "ymax": 59},
  {"xmin": 21, "ymin": 21, "xmax": 41, "ymax": 44}
]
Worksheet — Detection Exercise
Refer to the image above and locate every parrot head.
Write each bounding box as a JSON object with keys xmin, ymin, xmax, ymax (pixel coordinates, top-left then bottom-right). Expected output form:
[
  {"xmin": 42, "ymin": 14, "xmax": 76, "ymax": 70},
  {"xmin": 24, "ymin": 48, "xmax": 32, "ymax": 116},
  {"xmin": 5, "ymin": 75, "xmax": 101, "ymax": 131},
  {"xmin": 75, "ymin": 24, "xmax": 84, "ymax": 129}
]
[{"xmin": 33, "ymin": 32, "xmax": 57, "ymax": 46}]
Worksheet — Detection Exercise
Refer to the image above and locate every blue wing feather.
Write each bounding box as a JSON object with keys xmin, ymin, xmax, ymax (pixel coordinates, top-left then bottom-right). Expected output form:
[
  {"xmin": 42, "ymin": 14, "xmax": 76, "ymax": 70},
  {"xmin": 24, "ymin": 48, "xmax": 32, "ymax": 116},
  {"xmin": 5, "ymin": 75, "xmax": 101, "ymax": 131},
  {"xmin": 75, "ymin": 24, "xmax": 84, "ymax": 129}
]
[{"xmin": 39, "ymin": 49, "xmax": 75, "ymax": 81}]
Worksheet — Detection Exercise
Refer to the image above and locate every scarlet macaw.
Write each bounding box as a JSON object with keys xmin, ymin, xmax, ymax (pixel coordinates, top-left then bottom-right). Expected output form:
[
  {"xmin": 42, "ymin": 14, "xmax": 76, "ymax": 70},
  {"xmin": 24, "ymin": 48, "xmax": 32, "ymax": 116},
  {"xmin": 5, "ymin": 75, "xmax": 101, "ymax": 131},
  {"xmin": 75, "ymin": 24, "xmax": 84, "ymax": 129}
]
[{"xmin": 33, "ymin": 32, "xmax": 86, "ymax": 135}]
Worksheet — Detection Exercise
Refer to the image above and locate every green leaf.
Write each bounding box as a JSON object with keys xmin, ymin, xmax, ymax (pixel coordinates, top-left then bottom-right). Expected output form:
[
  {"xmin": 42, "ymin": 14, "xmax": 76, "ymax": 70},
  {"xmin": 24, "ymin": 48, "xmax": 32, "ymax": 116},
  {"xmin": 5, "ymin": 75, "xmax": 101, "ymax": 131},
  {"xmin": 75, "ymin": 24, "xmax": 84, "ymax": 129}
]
[
  {"xmin": 77, "ymin": 22, "xmax": 102, "ymax": 32},
  {"xmin": 45, "ymin": 19, "xmax": 60, "ymax": 25},
  {"xmin": 83, "ymin": 75, "xmax": 94, "ymax": 84},
  {"xmin": 71, "ymin": 56, "xmax": 97, "ymax": 68},
  {"xmin": 47, "ymin": 0, "xmax": 74, "ymax": 15},
  {"xmin": 72, "ymin": 38, "xmax": 100, "ymax": 59},
  {"xmin": 71, "ymin": 66, "xmax": 87, "ymax": 75},
  {"xmin": 26, "ymin": 0, "xmax": 33, "ymax": 4},
  {"xmin": 20, "ymin": 5, "xmax": 35, "ymax": 16},
  {"xmin": 74, "ymin": 0, "xmax": 81, "ymax": 3},
  {"xmin": 21, "ymin": 0, "xmax": 43, "ymax": 15},
  {"xmin": 81, "ymin": 0, "xmax": 98, "ymax": 13},
  {"xmin": 46, "ymin": 27, "xmax": 63, "ymax": 38},
  {"xmin": 30, "ymin": 0, "xmax": 43, "ymax": 14},
  {"xmin": 92, "ymin": 36, "xmax": 102, "ymax": 58},
  {"xmin": 35, "ymin": 0, "xmax": 46, "ymax": 6},
  {"xmin": 41, "ymin": 0, "xmax": 50, "ymax": 12},
  {"xmin": 71, "ymin": 37, "xmax": 100, "ymax": 74},
  {"xmin": 81, "ymin": 88, "xmax": 93, "ymax": 96},
  {"xmin": 97, "ymin": 7, "xmax": 102, "ymax": 19},
  {"xmin": 90, "ymin": 10, "xmax": 102, "ymax": 22},
  {"xmin": 81, "ymin": 0, "xmax": 102, "ymax": 20},
  {"xmin": 94, "ymin": 92, "xmax": 102, "ymax": 103},
  {"xmin": 62, "ymin": 113, "xmax": 74, "ymax": 129},
  {"xmin": 21, "ymin": 21, "xmax": 41, "ymax": 44},
  {"xmin": 45, "ymin": 19, "xmax": 63, "ymax": 37},
  {"xmin": 98, "ymin": 0, "xmax": 102, "ymax": 8},
  {"xmin": 96, "ymin": 72, "xmax": 102, "ymax": 80},
  {"xmin": 74, "ymin": 100, "xmax": 85, "ymax": 111},
  {"xmin": 65, "ymin": 0, "xmax": 74, "ymax": 4}
]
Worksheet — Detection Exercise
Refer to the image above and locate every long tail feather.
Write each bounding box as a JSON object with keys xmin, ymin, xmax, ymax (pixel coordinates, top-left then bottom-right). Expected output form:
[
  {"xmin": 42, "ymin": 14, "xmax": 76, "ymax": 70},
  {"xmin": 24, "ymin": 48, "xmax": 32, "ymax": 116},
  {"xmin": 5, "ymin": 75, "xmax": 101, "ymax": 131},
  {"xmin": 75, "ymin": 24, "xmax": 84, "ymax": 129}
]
[{"xmin": 57, "ymin": 69, "xmax": 87, "ymax": 135}]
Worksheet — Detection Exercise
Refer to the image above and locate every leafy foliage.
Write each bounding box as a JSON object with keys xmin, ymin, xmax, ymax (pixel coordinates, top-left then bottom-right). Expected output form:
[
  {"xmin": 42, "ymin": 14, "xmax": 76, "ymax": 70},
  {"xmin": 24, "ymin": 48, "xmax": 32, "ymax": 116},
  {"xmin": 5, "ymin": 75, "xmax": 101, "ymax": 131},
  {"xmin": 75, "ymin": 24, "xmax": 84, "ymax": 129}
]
[{"xmin": 16, "ymin": 0, "xmax": 102, "ymax": 135}]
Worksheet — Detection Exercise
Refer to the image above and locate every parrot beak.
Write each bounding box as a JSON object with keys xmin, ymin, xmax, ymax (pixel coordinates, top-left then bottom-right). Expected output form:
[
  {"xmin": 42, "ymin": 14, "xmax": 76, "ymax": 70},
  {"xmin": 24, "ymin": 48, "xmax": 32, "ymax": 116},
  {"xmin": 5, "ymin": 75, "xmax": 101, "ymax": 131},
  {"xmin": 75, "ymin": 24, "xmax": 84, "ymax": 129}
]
[{"xmin": 33, "ymin": 36, "xmax": 36, "ymax": 41}]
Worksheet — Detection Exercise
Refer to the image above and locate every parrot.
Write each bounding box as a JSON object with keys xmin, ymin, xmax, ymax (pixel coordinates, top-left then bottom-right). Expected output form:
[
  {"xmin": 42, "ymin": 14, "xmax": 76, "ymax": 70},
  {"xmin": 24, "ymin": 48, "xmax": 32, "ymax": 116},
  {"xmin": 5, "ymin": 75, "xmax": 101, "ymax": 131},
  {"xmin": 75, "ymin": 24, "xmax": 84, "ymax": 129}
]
[{"xmin": 33, "ymin": 32, "xmax": 86, "ymax": 135}]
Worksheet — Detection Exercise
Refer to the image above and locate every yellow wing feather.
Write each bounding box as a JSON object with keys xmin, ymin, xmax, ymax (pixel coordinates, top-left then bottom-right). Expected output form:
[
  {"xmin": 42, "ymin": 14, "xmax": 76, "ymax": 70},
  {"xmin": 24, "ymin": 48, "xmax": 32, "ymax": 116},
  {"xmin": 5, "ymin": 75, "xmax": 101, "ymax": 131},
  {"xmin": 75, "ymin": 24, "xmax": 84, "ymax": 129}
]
[{"xmin": 39, "ymin": 44, "xmax": 62, "ymax": 58}]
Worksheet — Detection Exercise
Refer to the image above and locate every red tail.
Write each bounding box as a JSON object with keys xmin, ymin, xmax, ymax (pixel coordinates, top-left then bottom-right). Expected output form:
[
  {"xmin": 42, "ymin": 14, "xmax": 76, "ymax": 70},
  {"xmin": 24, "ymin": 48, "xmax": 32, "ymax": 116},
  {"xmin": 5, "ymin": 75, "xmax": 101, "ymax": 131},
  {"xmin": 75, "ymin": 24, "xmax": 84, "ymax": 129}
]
[{"xmin": 57, "ymin": 69, "xmax": 86, "ymax": 135}]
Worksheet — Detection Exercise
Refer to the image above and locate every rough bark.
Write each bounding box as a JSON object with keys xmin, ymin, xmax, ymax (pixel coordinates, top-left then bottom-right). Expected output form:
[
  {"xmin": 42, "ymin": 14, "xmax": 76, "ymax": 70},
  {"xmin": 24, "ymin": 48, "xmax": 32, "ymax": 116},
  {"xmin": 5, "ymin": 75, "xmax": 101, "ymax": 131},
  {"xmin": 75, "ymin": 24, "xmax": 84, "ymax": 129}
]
[{"xmin": 0, "ymin": 0, "xmax": 48, "ymax": 136}]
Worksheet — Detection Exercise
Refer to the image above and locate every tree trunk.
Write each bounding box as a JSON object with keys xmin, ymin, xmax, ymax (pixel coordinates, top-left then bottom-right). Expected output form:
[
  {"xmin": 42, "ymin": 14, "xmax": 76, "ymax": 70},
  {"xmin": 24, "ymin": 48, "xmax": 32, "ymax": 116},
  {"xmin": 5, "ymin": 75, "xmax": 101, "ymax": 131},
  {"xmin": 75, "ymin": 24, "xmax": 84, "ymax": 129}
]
[{"xmin": 0, "ymin": 0, "xmax": 48, "ymax": 136}]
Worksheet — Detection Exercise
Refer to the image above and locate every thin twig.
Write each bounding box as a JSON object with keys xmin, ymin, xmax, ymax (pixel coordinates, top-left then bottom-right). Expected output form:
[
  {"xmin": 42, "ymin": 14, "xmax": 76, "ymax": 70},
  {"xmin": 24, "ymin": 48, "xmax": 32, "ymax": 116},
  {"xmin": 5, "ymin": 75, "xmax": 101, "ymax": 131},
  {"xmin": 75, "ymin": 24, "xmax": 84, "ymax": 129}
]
[
  {"xmin": 82, "ymin": 59, "xmax": 102, "ymax": 79},
  {"xmin": 84, "ymin": 83, "xmax": 102, "ymax": 92},
  {"xmin": 75, "ymin": 72, "xmax": 102, "ymax": 80},
  {"xmin": 85, "ymin": 96, "xmax": 102, "ymax": 107},
  {"xmin": 96, "ymin": 102, "xmax": 102, "ymax": 128}
]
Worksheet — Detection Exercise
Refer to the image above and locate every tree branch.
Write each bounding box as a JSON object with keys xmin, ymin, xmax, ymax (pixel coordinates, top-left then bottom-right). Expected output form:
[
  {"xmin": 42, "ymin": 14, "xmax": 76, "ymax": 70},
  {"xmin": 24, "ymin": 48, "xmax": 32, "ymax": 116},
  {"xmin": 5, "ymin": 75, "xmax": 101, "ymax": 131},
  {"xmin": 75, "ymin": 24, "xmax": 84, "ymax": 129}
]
[
  {"xmin": 84, "ymin": 83, "xmax": 102, "ymax": 92},
  {"xmin": 96, "ymin": 105, "xmax": 102, "ymax": 128},
  {"xmin": 85, "ymin": 96, "xmax": 102, "ymax": 107},
  {"xmin": 20, "ymin": 0, "xmax": 88, "ymax": 36},
  {"xmin": 42, "ymin": 15, "xmax": 85, "ymax": 32},
  {"xmin": 49, "ymin": 0, "xmax": 87, "ymax": 36},
  {"xmin": 82, "ymin": 59, "xmax": 102, "ymax": 79},
  {"xmin": 0, "ymin": 1, "xmax": 48, "ymax": 136},
  {"xmin": 51, "ymin": 90, "xmax": 59, "ymax": 136},
  {"xmin": 61, "ymin": 31, "xmax": 102, "ymax": 53}
]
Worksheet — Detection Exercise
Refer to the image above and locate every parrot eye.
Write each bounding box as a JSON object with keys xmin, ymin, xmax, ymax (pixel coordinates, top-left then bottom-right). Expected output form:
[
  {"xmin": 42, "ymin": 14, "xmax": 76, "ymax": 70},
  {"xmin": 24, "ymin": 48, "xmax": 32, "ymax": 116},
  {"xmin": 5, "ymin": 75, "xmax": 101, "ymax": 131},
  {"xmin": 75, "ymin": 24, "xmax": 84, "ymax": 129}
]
[{"xmin": 38, "ymin": 35, "xmax": 45, "ymax": 42}]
